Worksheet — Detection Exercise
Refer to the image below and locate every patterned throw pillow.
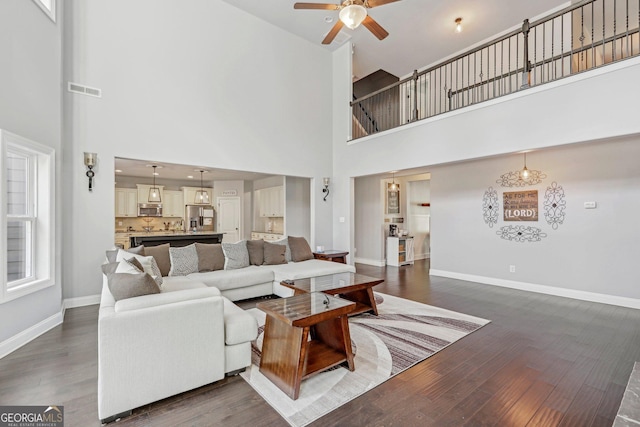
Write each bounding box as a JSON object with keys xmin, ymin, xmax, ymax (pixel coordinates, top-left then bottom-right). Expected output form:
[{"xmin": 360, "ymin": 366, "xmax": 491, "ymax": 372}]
[
  {"xmin": 222, "ymin": 240, "xmax": 250, "ymax": 270},
  {"xmin": 168, "ymin": 244, "xmax": 199, "ymax": 276}
]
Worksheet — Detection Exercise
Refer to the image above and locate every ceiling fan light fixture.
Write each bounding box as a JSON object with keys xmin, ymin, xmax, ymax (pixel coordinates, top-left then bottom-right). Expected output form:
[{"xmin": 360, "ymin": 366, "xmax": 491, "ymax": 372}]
[{"xmin": 339, "ymin": 2, "xmax": 367, "ymax": 30}]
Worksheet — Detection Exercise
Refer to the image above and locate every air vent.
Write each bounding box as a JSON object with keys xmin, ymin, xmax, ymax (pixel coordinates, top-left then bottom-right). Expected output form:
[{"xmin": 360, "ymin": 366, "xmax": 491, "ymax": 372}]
[{"xmin": 67, "ymin": 82, "xmax": 102, "ymax": 98}]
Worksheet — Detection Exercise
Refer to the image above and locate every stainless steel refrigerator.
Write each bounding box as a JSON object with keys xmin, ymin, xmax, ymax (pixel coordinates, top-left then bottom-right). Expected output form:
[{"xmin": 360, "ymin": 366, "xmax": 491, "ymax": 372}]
[{"xmin": 185, "ymin": 205, "xmax": 215, "ymax": 232}]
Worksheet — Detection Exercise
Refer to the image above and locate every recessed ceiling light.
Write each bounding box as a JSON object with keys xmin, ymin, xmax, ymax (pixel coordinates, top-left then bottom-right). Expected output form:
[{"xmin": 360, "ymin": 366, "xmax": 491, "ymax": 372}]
[
  {"xmin": 115, "ymin": 169, "xmax": 123, "ymax": 173},
  {"xmin": 187, "ymin": 175, "xmax": 194, "ymax": 179},
  {"xmin": 153, "ymin": 172, "xmax": 159, "ymax": 176}
]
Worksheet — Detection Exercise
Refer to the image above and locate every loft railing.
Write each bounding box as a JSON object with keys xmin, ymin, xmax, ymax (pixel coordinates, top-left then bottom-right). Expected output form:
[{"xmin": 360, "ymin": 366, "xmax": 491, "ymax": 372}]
[{"xmin": 350, "ymin": 0, "xmax": 640, "ymax": 140}]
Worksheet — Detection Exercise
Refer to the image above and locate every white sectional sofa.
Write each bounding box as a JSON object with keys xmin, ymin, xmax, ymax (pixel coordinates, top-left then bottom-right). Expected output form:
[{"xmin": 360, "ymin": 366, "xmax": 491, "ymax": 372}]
[{"xmin": 98, "ymin": 237, "xmax": 354, "ymax": 423}]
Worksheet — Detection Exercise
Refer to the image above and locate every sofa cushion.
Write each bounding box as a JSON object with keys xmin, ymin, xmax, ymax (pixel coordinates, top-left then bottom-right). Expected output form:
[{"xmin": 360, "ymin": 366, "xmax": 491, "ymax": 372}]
[
  {"xmin": 161, "ymin": 276, "xmax": 210, "ymax": 293},
  {"xmin": 246, "ymin": 239, "xmax": 264, "ymax": 266},
  {"xmin": 144, "ymin": 243, "xmax": 171, "ymax": 277},
  {"xmin": 119, "ymin": 257, "xmax": 144, "ymax": 273},
  {"xmin": 263, "ymin": 241, "xmax": 286, "ymax": 265},
  {"xmin": 169, "ymin": 244, "xmax": 199, "ymax": 276},
  {"xmin": 101, "ymin": 262, "xmax": 119, "ymax": 275},
  {"xmin": 265, "ymin": 259, "xmax": 356, "ymax": 283},
  {"xmin": 221, "ymin": 297, "xmax": 258, "ymax": 345},
  {"xmin": 127, "ymin": 245, "xmax": 145, "ymax": 255},
  {"xmin": 222, "ymin": 241, "xmax": 250, "ymax": 270},
  {"xmin": 187, "ymin": 266, "xmax": 274, "ymax": 291},
  {"xmin": 195, "ymin": 243, "xmax": 225, "ymax": 272},
  {"xmin": 107, "ymin": 272, "xmax": 160, "ymax": 301},
  {"xmin": 116, "ymin": 249, "xmax": 163, "ymax": 288},
  {"xmin": 288, "ymin": 236, "xmax": 313, "ymax": 262},
  {"xmin": 271, "ymin": 238, "xmax": 292, "ymax": 262}
]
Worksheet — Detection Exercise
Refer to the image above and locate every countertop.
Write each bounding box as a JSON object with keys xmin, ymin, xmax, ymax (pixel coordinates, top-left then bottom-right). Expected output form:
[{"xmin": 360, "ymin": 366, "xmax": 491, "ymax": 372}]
[{"xmin": 116, "ymin": 230, "xmax": 221, "ymax": 237}]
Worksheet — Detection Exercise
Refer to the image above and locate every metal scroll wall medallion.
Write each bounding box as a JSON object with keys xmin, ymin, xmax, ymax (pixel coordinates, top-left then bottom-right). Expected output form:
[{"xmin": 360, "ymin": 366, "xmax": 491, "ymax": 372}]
[{"xmin": 483, "ymin": 164, "xmax": 565, "ymax": 242}]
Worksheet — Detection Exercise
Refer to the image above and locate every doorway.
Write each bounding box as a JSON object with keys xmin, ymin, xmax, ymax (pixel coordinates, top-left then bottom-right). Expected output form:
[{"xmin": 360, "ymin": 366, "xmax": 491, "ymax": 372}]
[{"xmin": 217, "ymin": 196, "xmax": 241, "ymax": 243}]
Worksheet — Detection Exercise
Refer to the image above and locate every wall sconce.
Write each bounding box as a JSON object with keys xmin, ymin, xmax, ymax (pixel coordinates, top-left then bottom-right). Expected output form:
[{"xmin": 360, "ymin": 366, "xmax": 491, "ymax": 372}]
[
  {"xmin": 322, "ymin": 177, "xmax": 330, "ymax": 201},
  {"xmin": 84, "ymin": 152, "xmax": 97, "ymax": 191}
]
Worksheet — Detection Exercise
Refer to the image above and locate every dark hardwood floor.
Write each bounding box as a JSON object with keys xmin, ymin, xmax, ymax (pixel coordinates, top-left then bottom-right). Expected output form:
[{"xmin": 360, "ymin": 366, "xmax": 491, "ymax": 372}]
[{"xmin": 1, "ymin": 259, "xmax": 639, "ymax": 426}]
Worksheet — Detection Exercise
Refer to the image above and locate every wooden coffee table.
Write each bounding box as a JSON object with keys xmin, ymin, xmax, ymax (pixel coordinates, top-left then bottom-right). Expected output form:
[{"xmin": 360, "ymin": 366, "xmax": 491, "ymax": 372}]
[
  {"xmin": 281, "ymin": 272, "xmax": 384, "ymax": 316},
  {"xmin": 257, "ymin": 292, "xmax": 355, "ymax": 400}
]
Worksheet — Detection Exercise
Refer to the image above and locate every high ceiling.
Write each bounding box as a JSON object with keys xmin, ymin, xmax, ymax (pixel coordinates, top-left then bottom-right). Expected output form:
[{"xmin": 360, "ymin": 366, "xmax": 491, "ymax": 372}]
[{"xmin": 222, "ymin": 0, "xmax": 568, "ymax": 80}]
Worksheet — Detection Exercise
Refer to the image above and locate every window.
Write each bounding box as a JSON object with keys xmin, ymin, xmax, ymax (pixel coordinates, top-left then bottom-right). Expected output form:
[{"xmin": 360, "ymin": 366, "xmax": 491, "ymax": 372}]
[
  {"xmin": 31, "ymin": 0, "xmax": 56, "ymax": 23},
  {"xmin": 1, "ymin": 130, "xmax": 55, "ymax": 302}
]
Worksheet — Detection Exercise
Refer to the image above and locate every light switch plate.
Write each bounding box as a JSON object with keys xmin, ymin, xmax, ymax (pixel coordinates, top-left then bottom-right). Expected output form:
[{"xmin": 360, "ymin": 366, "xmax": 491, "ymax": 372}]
[{"xmin": 584, "ymin": 201, "xmax": 597, "ymax": 209}]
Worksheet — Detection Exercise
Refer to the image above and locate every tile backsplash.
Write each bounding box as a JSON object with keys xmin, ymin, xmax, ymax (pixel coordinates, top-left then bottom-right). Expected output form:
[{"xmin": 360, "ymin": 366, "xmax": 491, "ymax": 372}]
[{"xmin": 115, "ymin": 217, "xmax": 188, "ymax": 232}]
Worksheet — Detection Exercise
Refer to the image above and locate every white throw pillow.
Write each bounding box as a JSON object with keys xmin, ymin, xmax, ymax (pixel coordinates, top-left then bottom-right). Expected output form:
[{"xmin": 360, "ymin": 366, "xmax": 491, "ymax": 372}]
[
  {"xmin": 116, "ymin": 249, "xmax": 163, "ymax": 288},
  {"xmin": 168, "ymin": 244, "xmax": 199, "ymax": 276},
  {"xmin": 222, "ymin": 240, "xmax": 250, "ymax": 270}
]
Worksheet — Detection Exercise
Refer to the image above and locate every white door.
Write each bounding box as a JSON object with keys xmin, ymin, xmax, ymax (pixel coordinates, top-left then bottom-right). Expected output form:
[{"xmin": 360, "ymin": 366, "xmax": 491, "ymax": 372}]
[{"xmin": 217, "ymin": 197, "xmax": 241, "ymax": 243}]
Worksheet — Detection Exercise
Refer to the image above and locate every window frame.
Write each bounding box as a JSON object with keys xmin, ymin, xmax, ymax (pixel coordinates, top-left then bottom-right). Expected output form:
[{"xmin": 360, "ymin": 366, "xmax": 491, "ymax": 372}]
[
  {"xmin": 31, "ymin": 0, "xmax": 56, "ymax": 23},
  {"xmin": 1, "ymin": 130, "xmax": 55, "ymax": 303}
]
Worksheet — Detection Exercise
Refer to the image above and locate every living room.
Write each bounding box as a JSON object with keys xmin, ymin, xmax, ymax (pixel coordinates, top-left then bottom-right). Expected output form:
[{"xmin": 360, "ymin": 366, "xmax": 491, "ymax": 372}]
[{"xmin": 2, "ymin": 0, "xmax": 640, "ymax": 425}]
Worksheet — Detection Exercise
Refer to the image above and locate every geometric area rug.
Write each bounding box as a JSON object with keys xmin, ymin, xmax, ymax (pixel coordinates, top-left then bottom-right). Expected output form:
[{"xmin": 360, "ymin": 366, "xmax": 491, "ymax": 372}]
[{"xmin": 240, "ymin": 292, "xmax": 490, "ymax": 427}]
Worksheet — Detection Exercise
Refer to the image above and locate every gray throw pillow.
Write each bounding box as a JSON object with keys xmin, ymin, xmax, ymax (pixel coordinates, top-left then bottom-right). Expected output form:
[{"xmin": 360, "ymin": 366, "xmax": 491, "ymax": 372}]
[
  {"xmin": 105, "ymin": 250, "xmax": 118, "ymax": 263},
  {"xmin": 263, "ymin": 241, "xmax": 287, "ymax": 265},
  {"xmin": 168, "ymin": 244, "xmax": 199, "ymax": 276},
  {"xmin": 107, "ymin": 272, "xmax": 160, "ymax": 301},
  {"xmin": 195, "ymin": 243, "xmax": 225, "ymax": 272},
  {"xmin": 288, "ymin": 236, "xmax": 313, "ymax": 262},
  {"xmin": 246, "ymin": 239, "xmax": 264, "ymax": 266},
  {"xmin": 272, "ymin": 238, "xmax": 292, "ymax": 262},
  {"xmin": 144, "ymin": 243, "xmax": 171, "ymax": 277},
  {"xmin": 127, "ymin": 245, "xmax": 145, "ymax": 256},
  {"xmin": 222, "ymin": 241, "xmax": 250, "ymax": 270},
  {"xmin": 101, "ymin": 262, "xmax": 119, "ymax": 275},
  {"xmin": 125, "ymin": 257, "xmax": 145, "ymax": 272}
]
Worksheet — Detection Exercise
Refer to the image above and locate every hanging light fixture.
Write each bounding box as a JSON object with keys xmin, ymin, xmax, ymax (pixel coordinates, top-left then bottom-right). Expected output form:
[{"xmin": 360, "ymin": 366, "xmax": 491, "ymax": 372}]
[
  {"xmin": 194, "ymin": 170, "xmax": 210, "ymax": 204},
  {"xmin": 339, "ymin": 0, "xmax": 367, "ymax": 30},
  {"xmin": 148, "ymin": 165, "xmax": 161, "ymax": 203},
  {"xmin": 390, "ymin": 172, "xmax": 399, "ymax": 191},
  {"xmin": 455, "ymin": 17, "xmax": 463, "ymax": 33},
  {"xmin": 520, "ymin": 153, "xmax": 530, "ymax": 180}
]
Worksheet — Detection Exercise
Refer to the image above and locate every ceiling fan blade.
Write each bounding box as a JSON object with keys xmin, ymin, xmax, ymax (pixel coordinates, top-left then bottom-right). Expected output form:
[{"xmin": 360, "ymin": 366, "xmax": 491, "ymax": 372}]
[
  {"xmin": 294, "ymin": 2, "xmax": 340, "ymax": 10},
  {"xmin": 362, "ymin": 15, "xmax": 389, "ymax": 40},
  {"xmin": 365, "ymin": 0, "xmax": 401, "ymax": 8},
  {"xmin": 322, "ymin": 20, "xmax": 344, "ymax": 44}
]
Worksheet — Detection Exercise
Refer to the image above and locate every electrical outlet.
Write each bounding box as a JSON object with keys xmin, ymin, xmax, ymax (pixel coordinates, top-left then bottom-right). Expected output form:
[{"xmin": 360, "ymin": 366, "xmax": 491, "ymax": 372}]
[
  {"xmin": 509, "ymin": 265, "xmax": 516, "ymax": 273},
  {"xmin": 339, "ymin": 217, "xmax": 345, "ymax": 223},
  {"xmin": 584, "ymin": 201, "xmax": 597, "ymax": 209},
  {"xmin": 118, "ymin": 221, "xmax": 123, "ymax": 226}
]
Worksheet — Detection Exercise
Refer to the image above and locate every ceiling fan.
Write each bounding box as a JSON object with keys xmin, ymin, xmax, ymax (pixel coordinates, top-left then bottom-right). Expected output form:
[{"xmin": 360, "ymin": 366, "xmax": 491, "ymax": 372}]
[{"xmin": 294, "ymin": 0, "xmax": 400, "ymax": 45}]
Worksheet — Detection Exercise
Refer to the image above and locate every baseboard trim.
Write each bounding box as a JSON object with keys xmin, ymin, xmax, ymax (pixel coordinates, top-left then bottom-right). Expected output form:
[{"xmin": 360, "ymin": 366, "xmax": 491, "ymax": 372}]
[
  {"xmin": 429, "ymin": 269, "xmax": 640, "ymax": 310},
  {"xmin": 0, "ymin": 309, "xmax": 63, "ymax": 359},
  {"xmin": 354, "ymin": 257, "xmax": 386, "ymax": 267},
  {"xmin": 64, "ymin": 294, "xmax": 100, "ymax": 309}
]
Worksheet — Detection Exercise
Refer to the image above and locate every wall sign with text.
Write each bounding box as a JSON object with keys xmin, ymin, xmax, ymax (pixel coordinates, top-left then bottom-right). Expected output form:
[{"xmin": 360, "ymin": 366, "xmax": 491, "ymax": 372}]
[{"xmin": 482, "ymin": 164, "xmax": 566, "ymax": 242}]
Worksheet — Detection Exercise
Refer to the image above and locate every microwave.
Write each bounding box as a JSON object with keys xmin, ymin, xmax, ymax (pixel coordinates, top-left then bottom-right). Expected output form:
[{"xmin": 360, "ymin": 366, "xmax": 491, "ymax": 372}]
[{"xmin": 138, "ymin": 203, "xmax": 163, "ymax": 217}]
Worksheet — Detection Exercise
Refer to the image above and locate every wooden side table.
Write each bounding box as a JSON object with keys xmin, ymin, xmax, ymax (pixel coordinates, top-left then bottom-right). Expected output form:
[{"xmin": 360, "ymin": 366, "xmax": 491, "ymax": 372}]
[
  {"xmin": 313, "ymin": 250, "xmax": 349, "ymax": 264},
  {"xmin": 257, "ymin": 293, "xmax": 355, "ymax": 400}
]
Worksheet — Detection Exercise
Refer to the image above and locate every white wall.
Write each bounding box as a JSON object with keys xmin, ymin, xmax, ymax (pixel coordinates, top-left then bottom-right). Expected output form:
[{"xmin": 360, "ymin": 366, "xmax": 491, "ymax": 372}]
[
  {"xmin": 0, "ymin": 1, "xmax": 63, "ymax": 343},
  {"xmin": 285, "ymin": 176, "xmax": 311, "ymax": 241},
  {"xmin": 430, "ymin": 137, "xmax": 640, "ymax": 302},
  {"xmin": 62, "ymin": 0, "xmax": 335, "ymax": 299},
  {"xmin": 354, "ymin": 175, "xmax": 384, "ymax": 264}
]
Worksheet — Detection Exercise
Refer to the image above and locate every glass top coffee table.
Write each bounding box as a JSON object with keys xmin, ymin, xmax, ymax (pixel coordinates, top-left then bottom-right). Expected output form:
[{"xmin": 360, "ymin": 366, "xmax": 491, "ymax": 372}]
[
  {"xmin": 257, "ymin": 292, "xmax": 355, "ymax": 400},
  {"xmin": 281, "ymin": 272, "xmax": 384, "ymax": 316}
]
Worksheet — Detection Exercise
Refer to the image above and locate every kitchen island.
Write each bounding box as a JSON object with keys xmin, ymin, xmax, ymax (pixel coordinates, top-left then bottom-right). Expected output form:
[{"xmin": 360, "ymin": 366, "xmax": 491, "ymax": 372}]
[{"xmin": 127, "ymin": 232, "xmax": 223, "ymax": 248}]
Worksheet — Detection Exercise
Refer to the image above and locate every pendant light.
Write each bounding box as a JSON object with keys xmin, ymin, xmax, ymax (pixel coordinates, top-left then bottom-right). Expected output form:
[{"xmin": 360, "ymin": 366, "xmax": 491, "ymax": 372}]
[
  {"xmin": 520, "ymin": 153, "xmax": 530, "ymax": 180},
  {"xmin": 390, "ymin": 172, "xmax": 399, "ymax": 191},
  {"xmin": 194, "ymin": 170, "xmax": 210, "ymax": 204},
  {"xmin": 148, "ymin": 165, "xmax": 161, "ymax": 203}
]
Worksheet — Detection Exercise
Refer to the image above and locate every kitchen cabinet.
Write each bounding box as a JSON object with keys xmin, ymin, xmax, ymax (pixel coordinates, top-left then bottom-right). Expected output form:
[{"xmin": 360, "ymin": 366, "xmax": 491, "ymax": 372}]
[
  {"xmin": 163, "ymin": 190, "xmax": 184, "ymax": 218},
  {"xmin": 386, "ymin": 236, "xmax": 414, "ymax": 267},
  {"xmin": 182, "ymin": 186, "xmax": 213, "ymax": 206},
  {"xmin": 115, "ymin": 233, "xmax": 130, "ymax": 249},
  {"xmin": 251, "ymin": 232, "xmax": 284, "ymax": 242},
  {"xmin": 115, "ymin": 188, "xmax": 138, "ymax": 217},
  {"xmin": 257, "ymin": 186, "xmax": 284, "ymax": 218},
  {"xmin": 137, "ymin": 184, "xmax": 165, "ymax": 204}
]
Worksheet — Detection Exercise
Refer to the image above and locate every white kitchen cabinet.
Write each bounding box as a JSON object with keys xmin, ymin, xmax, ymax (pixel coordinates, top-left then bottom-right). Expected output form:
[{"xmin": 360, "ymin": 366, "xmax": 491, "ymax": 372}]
[
  {"xmin": 137, "ymin": 184, "xmax": 165, "ymax": 204},
  {"xmin": 115, "ymin": 188, "xmax": 138, "ymax": 217},
  {"xmin": 182, "ymin": 186, "xmax": 213, "ymax": 206},
  {"xmin": 386, "ymin": 236, "xmax": 414, "ymax": 267},
  {"xmin": 163, "ymin": 190, "xmax": 184, "ymax": 218},
  {"xmin": 257, "ymin": 186, "xmax": 284, "ymax": 217}
]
